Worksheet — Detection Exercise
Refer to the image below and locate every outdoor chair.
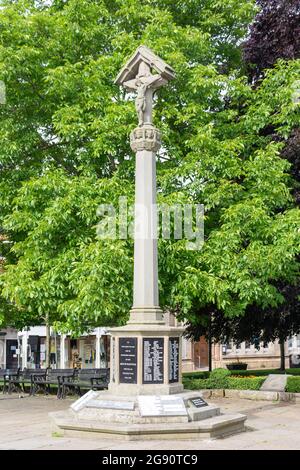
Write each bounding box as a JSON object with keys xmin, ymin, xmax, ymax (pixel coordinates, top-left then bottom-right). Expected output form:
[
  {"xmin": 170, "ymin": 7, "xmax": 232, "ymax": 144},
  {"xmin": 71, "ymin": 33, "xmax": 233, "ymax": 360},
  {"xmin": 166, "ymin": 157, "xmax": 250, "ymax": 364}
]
[
  {"xmin": 32, "ymin": 368, "xmax": 75, "ymax": 398},
  {"xmin": 8, "ymin": 368, "xmax": 46, "ymax": 395},
  {"xmin": 0, "ymin": 368, "xmax": 20, "ymax": 394},
  {"xmin": 61, "ymin": 368, "xmax": 109, "ymax": 398}
]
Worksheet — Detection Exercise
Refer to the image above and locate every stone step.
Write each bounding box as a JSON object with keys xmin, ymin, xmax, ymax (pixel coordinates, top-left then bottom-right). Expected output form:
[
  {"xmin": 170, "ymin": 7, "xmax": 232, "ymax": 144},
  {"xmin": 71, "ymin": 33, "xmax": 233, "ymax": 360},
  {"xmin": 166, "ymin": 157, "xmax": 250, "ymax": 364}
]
[
  {"xmin": 188, "ymin": 404, "xmax": 220, "ymax": 422},
  {"xmin": 195, "ymin": 413, "xmax": 247, "ymax": 437},
  {"xmin": 50, "ymin": 410, "xmax": 246, "ymax": 440}
]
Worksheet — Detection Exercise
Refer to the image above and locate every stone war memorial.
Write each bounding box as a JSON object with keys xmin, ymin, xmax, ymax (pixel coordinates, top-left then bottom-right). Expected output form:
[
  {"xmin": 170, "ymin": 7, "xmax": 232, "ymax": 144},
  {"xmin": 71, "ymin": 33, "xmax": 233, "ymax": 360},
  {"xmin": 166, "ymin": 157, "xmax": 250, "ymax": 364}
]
[{"xmin": 51, "ymin": 45, "xmax": 247, "ymax": 440}]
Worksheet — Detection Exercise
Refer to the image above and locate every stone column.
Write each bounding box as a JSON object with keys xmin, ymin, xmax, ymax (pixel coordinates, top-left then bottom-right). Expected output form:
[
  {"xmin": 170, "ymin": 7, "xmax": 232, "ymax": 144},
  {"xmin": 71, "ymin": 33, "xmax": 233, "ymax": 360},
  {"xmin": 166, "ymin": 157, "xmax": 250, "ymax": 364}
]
[
  {"xmin": 129, "ymin": 126, "xmax": 163, "ymax": 325},
  {"xmin": 108, "ymin": 45, "xmax": 183, "ymax": 397}
]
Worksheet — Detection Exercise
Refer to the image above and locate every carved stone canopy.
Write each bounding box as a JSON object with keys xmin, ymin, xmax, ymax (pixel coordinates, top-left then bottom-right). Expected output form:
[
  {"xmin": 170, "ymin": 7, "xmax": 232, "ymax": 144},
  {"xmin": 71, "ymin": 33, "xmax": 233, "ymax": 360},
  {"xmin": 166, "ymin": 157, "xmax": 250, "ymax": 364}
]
[
  {"xmin": 115, "ymin": 45, "xmax": 175, "ymax": 86},
  {"xmin": 130, "ymin": 125, "xmax": 161, "ymax": 153}
]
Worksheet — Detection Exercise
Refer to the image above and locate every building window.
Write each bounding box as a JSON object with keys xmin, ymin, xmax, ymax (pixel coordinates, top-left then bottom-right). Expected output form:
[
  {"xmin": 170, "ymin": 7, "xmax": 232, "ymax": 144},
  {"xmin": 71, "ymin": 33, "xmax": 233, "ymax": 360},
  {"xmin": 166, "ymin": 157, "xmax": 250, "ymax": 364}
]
[
  {"xmin": 245, "ymin": 341, "xmax": 251, "ymax": 350},
  {"xmin": 288, "ymin": 337, "xmax": 293, "ymax": 349},
  {"xmin": 297, "ymin": 335, "xmax": 300, "ymax": 348},
  {"xmin": 223, "ymin": 340, "xmax": 233, "ymax": 354}
]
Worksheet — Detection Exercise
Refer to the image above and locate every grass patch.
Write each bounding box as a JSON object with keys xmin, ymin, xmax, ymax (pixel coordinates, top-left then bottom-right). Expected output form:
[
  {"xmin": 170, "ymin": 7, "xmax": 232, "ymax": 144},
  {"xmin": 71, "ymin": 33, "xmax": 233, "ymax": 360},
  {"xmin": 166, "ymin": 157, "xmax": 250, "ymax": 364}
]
[{"xmin": 52, "ymin": 431, "xmax": 64, "ymax": 438}]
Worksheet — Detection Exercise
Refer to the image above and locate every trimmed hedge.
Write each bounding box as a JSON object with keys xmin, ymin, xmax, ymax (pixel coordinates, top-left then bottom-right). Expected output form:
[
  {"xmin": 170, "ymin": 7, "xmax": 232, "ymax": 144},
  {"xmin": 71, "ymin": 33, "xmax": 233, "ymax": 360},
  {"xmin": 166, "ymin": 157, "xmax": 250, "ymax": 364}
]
[
  {"xmin": 286, "ymin": 376, "xmax": 300, "ymax": 393},
  {"xmin": 227, "ymin": 368, "xmax": 300, "ymax": 377},
  {"xmin": 183, "ymin": 368, "xmax": 300, "ymax": 380},
  {"xmin": 183, "ymin": 376, "xmax": 266, "ymax": 391},
  {"xmin": 182, "ymin": 368, "xmax": 267, "ymax": 391},
  {"xmin": 207, "ymin": 368, "xmax": 231, "ymax": 388},
  {"xmin": 183, "ymin": 378, "xmax": 213, "ymax": 390},
  {"xmin": 182, "ymin": 371, "xmax": 210, "ymax": 380},
  {"xmin": 226, "ymin": 377, "xmax": 266, "ymax": 390}
]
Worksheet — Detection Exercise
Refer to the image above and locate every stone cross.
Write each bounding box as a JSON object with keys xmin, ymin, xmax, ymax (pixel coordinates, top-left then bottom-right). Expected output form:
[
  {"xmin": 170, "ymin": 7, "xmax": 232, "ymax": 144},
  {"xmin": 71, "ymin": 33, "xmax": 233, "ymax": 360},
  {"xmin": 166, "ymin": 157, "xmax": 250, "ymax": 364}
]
[
  {"xmin": 123, "ymin": 61, "xmax": 167, "ymax": 127},
  {"xmin": 109, "ymin": 46, "xmax": 183, "ymax": 396},
  {"xmin": 52, "ymin": 46, "xmax": 247, "ymax": 440},
  {"xmin": 115, "ymin": 46, "xmax": 175, "ymax": 325}
]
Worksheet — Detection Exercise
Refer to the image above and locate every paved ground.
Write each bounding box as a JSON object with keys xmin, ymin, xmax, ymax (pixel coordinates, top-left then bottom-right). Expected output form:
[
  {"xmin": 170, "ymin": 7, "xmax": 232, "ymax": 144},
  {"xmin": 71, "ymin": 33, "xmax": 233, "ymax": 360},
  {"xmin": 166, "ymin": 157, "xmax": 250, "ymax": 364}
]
[{"xmin": 0, "ymin": 394, "xmax": 300, "ymax": 449}]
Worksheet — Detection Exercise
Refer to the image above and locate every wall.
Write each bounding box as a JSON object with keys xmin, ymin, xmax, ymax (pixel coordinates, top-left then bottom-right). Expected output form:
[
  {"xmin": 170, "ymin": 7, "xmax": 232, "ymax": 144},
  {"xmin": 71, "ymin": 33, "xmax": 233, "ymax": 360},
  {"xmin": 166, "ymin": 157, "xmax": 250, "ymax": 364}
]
[
  {"xmin": 213, "ymin": 340, "xmax": 290, "ymax": 370},
  {"xmin": 181, "ymin": 337, "xmax": 292, "ymax": 372}
]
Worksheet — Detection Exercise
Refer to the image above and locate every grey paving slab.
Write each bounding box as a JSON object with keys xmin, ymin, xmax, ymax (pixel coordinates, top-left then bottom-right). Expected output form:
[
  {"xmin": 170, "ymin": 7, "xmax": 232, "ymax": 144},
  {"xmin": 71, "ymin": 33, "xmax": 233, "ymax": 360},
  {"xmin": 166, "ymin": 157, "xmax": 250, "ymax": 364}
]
[
  {"xmin": 260, "ymin": 374, "xmax": 289, "ymax": 392},
  {"xmin": 0, "ymin": 394, "xmax": 300, "ymax": 449}
]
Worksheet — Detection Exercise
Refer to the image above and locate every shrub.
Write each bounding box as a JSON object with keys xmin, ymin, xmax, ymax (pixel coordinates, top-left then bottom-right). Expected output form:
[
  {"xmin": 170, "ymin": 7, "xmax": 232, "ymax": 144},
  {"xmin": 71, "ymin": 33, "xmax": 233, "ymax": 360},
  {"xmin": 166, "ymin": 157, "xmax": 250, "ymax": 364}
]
[
  {"xmin": 226, "ymin": 363, "xmax": 248, "ymax": 371},
  {"xmin": 229, "ymin": 369, "xmax": 276, "ymax": 376},
  {"xmin": 183, "ymin": 368, "xmax": 300, "ymax": 392},
  {"xmin": 280, "ymin": 368, "xmax": 300, "ymax": 376},
  {"xmin": 183, "ymin": 373, "xmax": 267, "ymax": 391},
  {"xmin": 210, "ymin": 368, "xmax": 231, "ymax": 379},
  {"xmin": 183, "ymin": 368, "xmax": 300, "ymax": 380},
  {"xmin": 286, "ymin": 376, "xmax": 300, "ymax": 393},
  {"xmin": 183, "ymin": 368, "xmax": 230, "ymax": 390},
  {"xmin": 226, "ymin": 377, "xmax": 266, "ymax": 390},
  {"xmin": 208, "ymin": 368, "xmax": 230, "ymax": 387},
  {"xmin": 182, "ymin": 371, "xmax": 210, "ymax": 380},
  {"xmin": 183, "ymin": 378, "xmax": 214, "ymax": 390},
  {"xmin": 229, "ymin": 368, "xmax": 300, "ymax": 377}
]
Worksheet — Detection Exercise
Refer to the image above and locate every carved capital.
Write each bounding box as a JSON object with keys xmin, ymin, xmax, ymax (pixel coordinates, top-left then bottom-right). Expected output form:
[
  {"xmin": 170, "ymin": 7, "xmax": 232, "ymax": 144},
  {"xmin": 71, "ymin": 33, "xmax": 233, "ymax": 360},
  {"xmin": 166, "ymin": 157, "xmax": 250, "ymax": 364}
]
[{"xmin": 130, "ymin": 125, "xmax": 161, "ymax": 153}]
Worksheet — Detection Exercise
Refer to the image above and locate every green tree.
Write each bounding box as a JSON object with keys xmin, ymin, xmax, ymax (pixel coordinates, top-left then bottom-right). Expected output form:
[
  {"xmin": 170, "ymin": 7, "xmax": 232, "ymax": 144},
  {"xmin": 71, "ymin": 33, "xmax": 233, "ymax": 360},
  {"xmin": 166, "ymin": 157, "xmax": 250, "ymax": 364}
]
[
  {"xmin": 0, "ymin": 0, "xmax": 299, "ymax": 338},
  {"xmin": 168, "ymin": 59, "xmax": 300, "ymax": 318},
  {"xmin": 185, "ymin": 283, "xmax": 300, "ymax": 371}
]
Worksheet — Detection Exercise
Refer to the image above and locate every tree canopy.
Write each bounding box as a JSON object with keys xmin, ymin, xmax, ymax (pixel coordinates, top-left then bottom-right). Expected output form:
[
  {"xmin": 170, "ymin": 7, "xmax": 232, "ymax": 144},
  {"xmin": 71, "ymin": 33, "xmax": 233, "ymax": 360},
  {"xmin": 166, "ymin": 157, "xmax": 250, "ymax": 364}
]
[
  {"xmin": 184, "ymin": 0, "xmax": 300, "ymax": 347},
  {"xmin": 243, "ymin": 0, "xmax": 300, "ymax": 82}
]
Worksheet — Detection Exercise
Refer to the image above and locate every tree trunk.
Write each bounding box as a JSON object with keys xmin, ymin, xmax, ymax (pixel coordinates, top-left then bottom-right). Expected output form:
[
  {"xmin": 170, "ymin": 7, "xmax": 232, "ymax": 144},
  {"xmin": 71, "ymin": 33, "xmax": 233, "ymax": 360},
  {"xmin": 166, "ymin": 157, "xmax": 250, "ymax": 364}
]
[
  {"xmin": 279, "ymin": 339, "xmax": 286, "ymax": 371},
  {"xmin": 208, "ymin": 313, "xmax": 213, "ymax": 372},
  {"xmin": 45, "ymin": 314, "xmax": 51, "ymax": 369},
  {"xmin": 208, "ymin": 335, "xmax": 212, "ymax": 372}
]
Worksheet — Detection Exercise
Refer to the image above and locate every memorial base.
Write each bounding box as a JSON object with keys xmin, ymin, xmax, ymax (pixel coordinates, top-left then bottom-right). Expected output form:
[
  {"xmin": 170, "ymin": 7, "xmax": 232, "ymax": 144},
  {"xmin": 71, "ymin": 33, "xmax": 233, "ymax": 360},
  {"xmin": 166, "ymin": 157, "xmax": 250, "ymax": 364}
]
[
  {"xmin": 108, "ymin": 322, "xmax": 185, "ymax": 396},
  {"xmin": 50, "ymin": 390, "xmax": 247, "ymax": 440}
]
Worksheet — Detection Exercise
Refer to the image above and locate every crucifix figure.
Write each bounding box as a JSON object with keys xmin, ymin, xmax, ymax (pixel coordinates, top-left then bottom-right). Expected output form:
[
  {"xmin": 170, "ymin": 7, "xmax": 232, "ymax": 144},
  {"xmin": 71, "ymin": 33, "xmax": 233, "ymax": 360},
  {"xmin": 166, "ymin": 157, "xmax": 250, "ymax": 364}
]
[{"xmin": 124, "ymin": 62, "xmax": 167, "ymax": 127}]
